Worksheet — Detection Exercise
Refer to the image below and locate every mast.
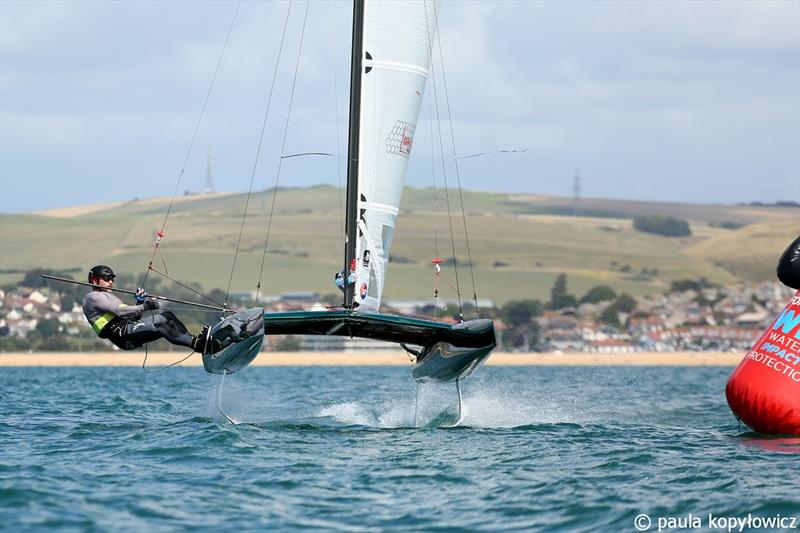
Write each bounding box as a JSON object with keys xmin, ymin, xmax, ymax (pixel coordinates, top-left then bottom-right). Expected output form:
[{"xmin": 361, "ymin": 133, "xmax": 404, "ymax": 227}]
[{"xmin": 343, "ymin": 0, "xmax": 365, "ymax": 309}]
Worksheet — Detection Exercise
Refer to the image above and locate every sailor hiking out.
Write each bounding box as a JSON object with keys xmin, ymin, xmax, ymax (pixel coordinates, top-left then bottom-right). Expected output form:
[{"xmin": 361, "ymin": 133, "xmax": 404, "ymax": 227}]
[{"xmin": 81, "ymin": 265, "xmax": 220, "ymax": 353}]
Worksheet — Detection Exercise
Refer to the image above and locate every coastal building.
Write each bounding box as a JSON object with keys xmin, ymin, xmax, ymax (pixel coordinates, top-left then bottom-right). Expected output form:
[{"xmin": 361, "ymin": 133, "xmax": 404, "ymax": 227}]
[{"xmin": 0, "ymin": 280, "xmax": 794, "ymax": 353}]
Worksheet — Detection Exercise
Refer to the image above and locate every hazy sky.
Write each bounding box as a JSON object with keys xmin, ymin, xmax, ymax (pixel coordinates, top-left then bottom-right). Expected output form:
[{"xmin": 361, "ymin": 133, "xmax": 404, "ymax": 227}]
[{"xmin": 1, "ymin": 0, "xmax": 799, "ymax": 213}]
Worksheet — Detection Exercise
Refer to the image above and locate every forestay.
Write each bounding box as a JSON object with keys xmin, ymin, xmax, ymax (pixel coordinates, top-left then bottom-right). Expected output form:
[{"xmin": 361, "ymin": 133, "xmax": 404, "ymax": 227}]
[{"xmin": 352, "ymin": 0, "xmax": 440, "ymax": 311}]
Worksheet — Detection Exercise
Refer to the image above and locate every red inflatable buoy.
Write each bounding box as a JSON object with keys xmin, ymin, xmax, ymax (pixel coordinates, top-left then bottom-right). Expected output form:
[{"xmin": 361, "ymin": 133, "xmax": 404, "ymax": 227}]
[{"xmin": 726, "ymin": 291, "xmax": 800, "ymax": 434}]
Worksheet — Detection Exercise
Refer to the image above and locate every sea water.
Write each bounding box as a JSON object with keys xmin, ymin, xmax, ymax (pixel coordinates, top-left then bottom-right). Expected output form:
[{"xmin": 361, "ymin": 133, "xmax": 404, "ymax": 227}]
[{"xmin": 1, "ymin": 365, "xmax": 798, "ymax": 531}]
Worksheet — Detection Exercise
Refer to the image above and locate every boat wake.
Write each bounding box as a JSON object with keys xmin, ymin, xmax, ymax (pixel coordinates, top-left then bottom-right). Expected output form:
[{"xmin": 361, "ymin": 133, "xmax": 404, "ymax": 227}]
[
  {"xmin": 314, "ymin": 382, "xmax": 587, "ymax": 429},
  {"xmin": 202, "ymin": 369, "xmax": 613, "ymax": 429},
  {"xmin": 318, "ymin": 401, "xmax": 412, "ymax": 428}
]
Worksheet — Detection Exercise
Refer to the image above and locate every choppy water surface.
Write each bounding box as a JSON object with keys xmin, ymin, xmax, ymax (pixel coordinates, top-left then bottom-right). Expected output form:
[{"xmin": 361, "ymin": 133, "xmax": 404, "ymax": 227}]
[{"xmin": 2, "ymin": 365, "xmax": 798, "ymax": 531}]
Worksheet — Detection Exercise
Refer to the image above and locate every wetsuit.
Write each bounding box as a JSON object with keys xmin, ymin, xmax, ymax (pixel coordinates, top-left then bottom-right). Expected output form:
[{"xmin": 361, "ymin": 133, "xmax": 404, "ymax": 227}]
[
  {"xmin": 777, "ymin": 235, "xmax": 800, "ymax": 290},
  {"xmin": 82, "ymin": 291, "xmax": 194, "ymax": 351}
]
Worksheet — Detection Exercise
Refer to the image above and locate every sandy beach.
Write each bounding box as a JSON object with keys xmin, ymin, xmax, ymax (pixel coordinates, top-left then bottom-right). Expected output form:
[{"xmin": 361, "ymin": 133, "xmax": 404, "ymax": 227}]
[{"xmin": 0, "ymin": 351, "xmax": 744, "ymax": 367}]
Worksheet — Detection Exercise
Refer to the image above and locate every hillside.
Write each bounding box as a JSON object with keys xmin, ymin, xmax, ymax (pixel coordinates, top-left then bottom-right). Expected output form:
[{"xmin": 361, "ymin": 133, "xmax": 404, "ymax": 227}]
[{"xmin": 1, "ymin": 186, "xmax": 796, "ymax": 305}]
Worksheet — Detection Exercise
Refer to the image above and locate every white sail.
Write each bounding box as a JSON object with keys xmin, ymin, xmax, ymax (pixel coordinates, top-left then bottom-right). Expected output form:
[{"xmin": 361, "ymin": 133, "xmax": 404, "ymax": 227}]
[{"xmin": 353, "ymin": 0, "xmax": 439, "ymax": 311}]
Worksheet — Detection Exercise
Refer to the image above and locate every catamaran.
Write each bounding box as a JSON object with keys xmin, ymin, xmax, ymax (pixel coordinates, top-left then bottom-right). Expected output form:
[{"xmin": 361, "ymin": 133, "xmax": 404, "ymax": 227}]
[
  {"xmin": 33, "ymin": 1, "xmax": 500, "ymax": 423},
  {"xmin": 40, "ymin": 1, "xmax": 495, "ymax": 424},
  {"xmin": 202, "ymin": 0, "xmax": 496, "ymax": 420},
  {"xmin": 205, "ymin": 0, "xmax": 494, "ymax": 380}
]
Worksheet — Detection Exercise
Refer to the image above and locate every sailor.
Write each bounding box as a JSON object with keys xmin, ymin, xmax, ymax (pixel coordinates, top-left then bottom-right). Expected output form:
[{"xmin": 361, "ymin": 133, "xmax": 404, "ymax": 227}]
[
  {"xmin": 81, "ymin": 265, "xmax": 220, "ymax": 353},
  {"xmin": 777, "ymin": 235, "xmax": 800, "ymax": 290},
  {"xmin": 333, "ymin": 260, "xmax": 356, "ymax": 292},
  {"xmin": 334, "ymin": 272, "xmax": 346, "ymax": 291}
]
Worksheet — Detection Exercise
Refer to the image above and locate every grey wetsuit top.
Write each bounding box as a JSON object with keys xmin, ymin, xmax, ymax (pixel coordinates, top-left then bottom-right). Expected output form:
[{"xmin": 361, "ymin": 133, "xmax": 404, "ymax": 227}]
[{"xmin": 82, "ymin": 291, "xmax": 145, "ymax": 333}]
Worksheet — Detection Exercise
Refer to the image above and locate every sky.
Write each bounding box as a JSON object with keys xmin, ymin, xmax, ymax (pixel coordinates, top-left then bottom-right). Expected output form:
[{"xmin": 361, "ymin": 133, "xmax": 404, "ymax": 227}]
[{"xmin": 1, "ymin": 0, "xmax": 799, "ymax": 213}]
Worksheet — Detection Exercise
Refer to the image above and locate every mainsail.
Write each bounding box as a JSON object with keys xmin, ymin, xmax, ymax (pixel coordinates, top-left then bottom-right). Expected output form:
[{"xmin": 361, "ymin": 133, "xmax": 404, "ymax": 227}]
[{"xmin": 350, "ymin": 0, "xmax": 439, "ymax": 311}]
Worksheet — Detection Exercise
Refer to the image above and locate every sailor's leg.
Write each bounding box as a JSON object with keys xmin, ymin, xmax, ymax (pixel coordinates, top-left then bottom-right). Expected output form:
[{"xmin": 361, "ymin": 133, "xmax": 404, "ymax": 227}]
[
  {"xmin": 141, "ymin": 311, "xmax": 194, "ymax": 348},
  {"xmin": 108, "ymin": 320, "xmax": 161, "ymax": 349}
]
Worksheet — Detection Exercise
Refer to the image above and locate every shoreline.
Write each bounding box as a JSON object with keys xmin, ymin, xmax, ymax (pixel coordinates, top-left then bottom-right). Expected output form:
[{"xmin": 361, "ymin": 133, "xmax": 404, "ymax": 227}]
[{"xmin": 0, "ymin": 351, "xmax": 744, "ymax": 367}]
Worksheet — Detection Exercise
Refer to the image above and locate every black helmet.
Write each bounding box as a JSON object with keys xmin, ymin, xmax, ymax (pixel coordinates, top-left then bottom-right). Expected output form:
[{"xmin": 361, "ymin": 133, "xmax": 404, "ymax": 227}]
[{"xmin": 88, "ymin": 265, "xmax": 116, "ymax": 283}]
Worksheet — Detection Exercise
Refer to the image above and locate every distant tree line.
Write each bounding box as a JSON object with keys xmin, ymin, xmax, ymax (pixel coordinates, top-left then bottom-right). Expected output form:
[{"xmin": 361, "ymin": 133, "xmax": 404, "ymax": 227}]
[
  {"xmin": 740, "ymin": 201, "xmax": 799, "ymax": 208},
  {"xmin": 669, "ymin": 277, "xmax": 718, "ymax": 292},
  {"xmin": 494, "ymin": 273, "xmax": 639, "ymax": 350},
  {"xmin": 633, "ymin": 215, "xmax": 691, "ymax": 237},
  {"xmin": 709, "ymin": 221, "xmax": 745, "ymax": 230}
]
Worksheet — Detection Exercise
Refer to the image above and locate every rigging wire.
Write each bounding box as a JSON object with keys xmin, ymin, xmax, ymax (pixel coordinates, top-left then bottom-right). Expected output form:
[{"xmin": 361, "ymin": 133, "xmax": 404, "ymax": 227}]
[
  {"xmin": 425, "ymin": 1, "xmax": 463, "ymax": 322},
  {"xmin": 141, "ymin": 344, "xmax": 197, "ymax": 373},
  {"xmin": 142, "ymin": 0, "xmax": 242, "ymax": 289},
  {"xmin": 432, "ymin": 4, "xmax": 479, "ymax": 317},
  {"xmin": 440, "ymin": 273, "xmax": 459, "ymax": 295},
  {"xmin": 426, "ymin": 43, "xmax": 442, "ymax": 322},
  {"xmin": 330, "ymin": 0, "xmax": 346, "ymax": 258},
  {"xmin": 225, "ymin": 0, "xmax": 294, "ymax": 309},
  {"xmin": 145, "ymin": 249, "xmax": 226, "ymax": 312},
  {"xmin": 254, "ymin": 0, "xmax": 312, "ymax": 304},
  {"xmin": 147, "ymin": 266, "xmax": 225, "ymax": 308},
  {"xmin": 456, "ymin": 148, "xmax": 528, "ymax": 160},
  {"xmin": 154, "ymin": 307, "xmax": 221, "ymax": 314},
  {"xmin": 138, "ymin": 306, "xmax": 199, "ymax": 372},
  {"xmin": 280, "ymin": 152, "xmax": 336, "ymax": 159}
]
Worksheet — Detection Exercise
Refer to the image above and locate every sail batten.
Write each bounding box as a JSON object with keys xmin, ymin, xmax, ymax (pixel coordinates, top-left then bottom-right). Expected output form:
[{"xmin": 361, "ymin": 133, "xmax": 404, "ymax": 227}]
[
  {"xmin": 365, "ymin": 59, "xmax": 431, "ymax": 77},
  {"xmin": 360, "ymin": 201, "xmax": 400, "ymax": 215}
]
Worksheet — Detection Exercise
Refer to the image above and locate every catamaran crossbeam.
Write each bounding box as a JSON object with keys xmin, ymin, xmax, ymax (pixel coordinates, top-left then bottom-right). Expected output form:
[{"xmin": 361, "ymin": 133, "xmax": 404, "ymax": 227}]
[{"xmin": 258, "ymin": 310, "xmax": 495, "ymax": 383}]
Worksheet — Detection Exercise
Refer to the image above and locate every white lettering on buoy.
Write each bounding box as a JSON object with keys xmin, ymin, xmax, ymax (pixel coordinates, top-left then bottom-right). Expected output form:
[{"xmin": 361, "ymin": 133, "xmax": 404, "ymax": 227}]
[
  {"xmin": 756, "ymin": 342, "xmax": 800, "ymax": 366},
  {"xmin": 746, "ymin": 351, "xmax": 800, "ymax": 381},
  {"xmin": 772, "ymin": 309, "xmax": 800, "ymax": 339}
]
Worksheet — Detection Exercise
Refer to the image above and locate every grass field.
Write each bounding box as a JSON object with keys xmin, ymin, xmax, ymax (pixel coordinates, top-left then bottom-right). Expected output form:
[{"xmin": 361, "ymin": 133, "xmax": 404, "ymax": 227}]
[{"xmin": 1, "ymin": 186, "xmax": 796, "ymax": 304}]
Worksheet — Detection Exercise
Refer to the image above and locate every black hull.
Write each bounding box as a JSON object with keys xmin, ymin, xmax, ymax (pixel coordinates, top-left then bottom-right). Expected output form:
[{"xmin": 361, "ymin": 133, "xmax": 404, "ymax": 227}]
[
  {"xmin": 202, "ymin": 308, "xmax": 265, "ymax": 374},
  {"xmin": 262, "ymin": 310, "xmax": 495, "ymax": 349},
  {"xmin": 261, "ymin": 311, "xmax": 496, "ymax": 382},
  {"xmin": 411, "ymin": 319, "xmax": 496, "ymax": 383},
  {"xmin": 204, "ymin": 309, "xmax": 496, "ymax": 379}
]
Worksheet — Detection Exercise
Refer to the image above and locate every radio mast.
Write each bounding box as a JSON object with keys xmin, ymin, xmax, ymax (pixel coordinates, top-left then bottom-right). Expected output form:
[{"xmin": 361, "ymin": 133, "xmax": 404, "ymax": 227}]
[
  {"xmin": 572, "ymin": 168, "xmax": 584, "ymax": 217},
  {"xmin": 204, "ymin": 148, "xmax": 214, "ymax": 193}
]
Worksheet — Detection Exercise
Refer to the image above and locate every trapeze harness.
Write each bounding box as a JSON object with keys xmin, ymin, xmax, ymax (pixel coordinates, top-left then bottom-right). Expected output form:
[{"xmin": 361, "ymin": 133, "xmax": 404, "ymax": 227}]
[{"xmin": 82, "ymin": 291, "xmax": 193, "ymax": 351}]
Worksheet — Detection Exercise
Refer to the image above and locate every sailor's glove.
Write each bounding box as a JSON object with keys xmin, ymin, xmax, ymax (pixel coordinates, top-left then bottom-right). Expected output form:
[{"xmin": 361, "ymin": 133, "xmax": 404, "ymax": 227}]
[
  {"xmin": 135, "ymin": 288, "xmax": 148, "ymax": 304},
  {"xmin": 143, "ymin": 298, "xmax": 160, "ymax": 311}
]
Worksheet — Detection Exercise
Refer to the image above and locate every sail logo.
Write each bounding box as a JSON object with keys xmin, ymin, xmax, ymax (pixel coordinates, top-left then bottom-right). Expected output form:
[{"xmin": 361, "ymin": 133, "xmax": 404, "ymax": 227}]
[
  {"xmin": 359, "ymin": 283, "xmax": 368, "ymax": 300},
  {"xmin": 400, "ymin": 127, "xmax": 413, "ymax": 155},
  {"xmin": 385, "ymin": 120, "xmax": 415, "ymax": 157}
]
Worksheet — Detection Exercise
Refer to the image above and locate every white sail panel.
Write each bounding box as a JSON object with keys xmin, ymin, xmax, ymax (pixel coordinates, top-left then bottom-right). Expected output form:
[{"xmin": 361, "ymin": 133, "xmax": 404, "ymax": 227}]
[{"xmin": 353, "ymin": 0, "xmax": 439, "ymax": 311}]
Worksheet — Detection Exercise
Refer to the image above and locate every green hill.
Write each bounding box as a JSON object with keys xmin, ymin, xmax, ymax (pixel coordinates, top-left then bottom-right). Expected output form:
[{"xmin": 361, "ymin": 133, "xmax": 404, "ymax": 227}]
[{"xmin": 1, "ymin": 186, "xmax": 796, "ymax": 305}]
